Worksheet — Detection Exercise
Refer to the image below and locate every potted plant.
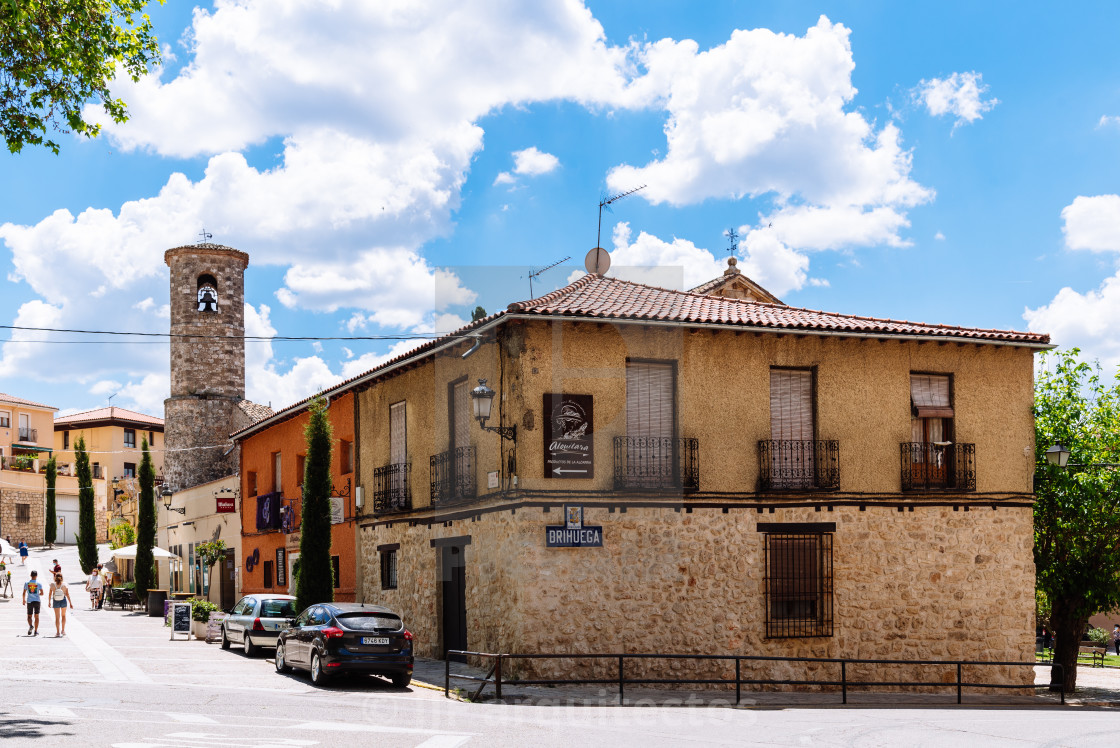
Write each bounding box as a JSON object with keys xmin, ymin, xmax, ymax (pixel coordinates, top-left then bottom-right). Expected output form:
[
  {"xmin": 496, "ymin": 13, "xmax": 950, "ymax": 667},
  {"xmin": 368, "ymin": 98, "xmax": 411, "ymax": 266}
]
[{"xmin": 188, "ymin": 597, "xmax": 219, "ymax": 639}]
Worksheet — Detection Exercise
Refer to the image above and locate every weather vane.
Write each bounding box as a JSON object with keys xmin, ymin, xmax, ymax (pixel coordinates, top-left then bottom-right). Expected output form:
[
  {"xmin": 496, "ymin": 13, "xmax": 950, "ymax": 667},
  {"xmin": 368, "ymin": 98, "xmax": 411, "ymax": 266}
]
[
  {"xmin": 198, "ymin": 229, "xmax": 213, "ymax": 244},
  {"xmin": 724, "ymin": 227, "xmax": 739, "ymax": 256}
]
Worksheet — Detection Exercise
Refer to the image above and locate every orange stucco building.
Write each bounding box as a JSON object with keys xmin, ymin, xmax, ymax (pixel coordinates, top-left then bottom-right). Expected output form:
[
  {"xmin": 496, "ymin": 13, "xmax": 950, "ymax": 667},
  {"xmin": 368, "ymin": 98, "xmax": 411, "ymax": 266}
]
[{"xmin": 234, "ymin": 391, "xmax": 359, "ymax": 601}]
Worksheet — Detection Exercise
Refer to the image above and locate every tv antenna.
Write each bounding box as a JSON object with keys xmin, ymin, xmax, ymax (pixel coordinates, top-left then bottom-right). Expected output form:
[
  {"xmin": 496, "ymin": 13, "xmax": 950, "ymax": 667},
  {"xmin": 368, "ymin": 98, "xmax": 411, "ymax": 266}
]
[
  {"xmin": 528, "ymin": 256, "xmax": 571, "ymax": 297},
  {"xmin": 197, "ymin": 229, "xmax": 213, "ymax": 244},
  {"xmin": 597, "ymin": 185, "xmax": 646, "ymax": 248}
]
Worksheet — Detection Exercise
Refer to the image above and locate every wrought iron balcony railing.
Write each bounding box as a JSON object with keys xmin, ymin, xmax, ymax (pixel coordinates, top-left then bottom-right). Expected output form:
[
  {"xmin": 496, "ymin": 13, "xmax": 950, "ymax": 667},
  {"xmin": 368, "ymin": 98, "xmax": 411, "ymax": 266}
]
[
  {"xmin": 613, "ymin": 436, "xmax": 699, "ymax": 492},
  {"xmin": 430, "ymin": 446, "xmax": 476, "ymax": 506},
  {"xmin": 758, "ymin": 440, "xmax": 840, "ymax": 492},
  {"xmin": 374, "ymin": 462, "xmax": 412, "ymax": 514},
  {"xmin": 900, "ymin": 442, "xmax": 976, "ymax": 492},
  {"xmin": 17, "ymin": 428, "xmax": 37, "ymax": 442}
]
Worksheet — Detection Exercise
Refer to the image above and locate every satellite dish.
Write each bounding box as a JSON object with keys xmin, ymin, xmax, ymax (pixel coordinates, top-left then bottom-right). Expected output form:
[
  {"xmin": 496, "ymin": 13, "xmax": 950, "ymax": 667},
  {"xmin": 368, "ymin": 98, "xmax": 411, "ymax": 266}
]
[{"xmin": 584, "ymin": 247, "xmax": 611, "ymax": 275}]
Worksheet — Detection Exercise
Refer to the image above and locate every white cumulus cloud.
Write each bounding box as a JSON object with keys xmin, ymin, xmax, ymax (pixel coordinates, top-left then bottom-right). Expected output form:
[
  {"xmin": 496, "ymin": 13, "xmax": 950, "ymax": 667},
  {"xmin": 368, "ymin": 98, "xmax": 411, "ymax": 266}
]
[
  {"xmin": 1061, "ymin": 195, "xmax": 1120, "ymax": 252},
  {"xmin": 914, "ymin": 71, "xmax": 998, "ymax": 128},
  {"xmin": 1025, "ymin": 272, "xmax": 1120, "ymax": 373}
]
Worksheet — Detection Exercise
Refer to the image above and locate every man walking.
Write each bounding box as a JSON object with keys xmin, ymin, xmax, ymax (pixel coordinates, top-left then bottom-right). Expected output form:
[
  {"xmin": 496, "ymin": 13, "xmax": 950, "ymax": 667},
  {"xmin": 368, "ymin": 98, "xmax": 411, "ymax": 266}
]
[
  {"xmin": 86, "ymin": 566, "xmax": 104, "ymax": 610},
  {"xmin": 22, "ymin": 570, "xmax": 43, "ymax": 636}
]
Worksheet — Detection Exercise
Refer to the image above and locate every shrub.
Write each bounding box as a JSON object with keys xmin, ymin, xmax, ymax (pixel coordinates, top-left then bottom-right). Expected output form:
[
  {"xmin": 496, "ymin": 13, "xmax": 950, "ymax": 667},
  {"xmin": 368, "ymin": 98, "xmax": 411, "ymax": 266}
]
[
  {"xmin": 1087, "ymin": 627, "xmax": 1110, "ymax": 647},
  {"xmin": 187, "ymin": 597, "xmax": 219, "ymax": 622}
]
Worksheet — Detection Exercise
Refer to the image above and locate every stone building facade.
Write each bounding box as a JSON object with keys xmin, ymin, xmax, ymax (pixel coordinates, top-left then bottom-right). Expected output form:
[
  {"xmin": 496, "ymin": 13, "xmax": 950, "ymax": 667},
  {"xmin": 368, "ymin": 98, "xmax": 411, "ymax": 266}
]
[
  {"xmin": 233, "ymin": 268, "xmax": 1049, "ymax": 690},
  {"xmin": 163, "ymin": 243, "xmax": 250, "ymax": 491}
]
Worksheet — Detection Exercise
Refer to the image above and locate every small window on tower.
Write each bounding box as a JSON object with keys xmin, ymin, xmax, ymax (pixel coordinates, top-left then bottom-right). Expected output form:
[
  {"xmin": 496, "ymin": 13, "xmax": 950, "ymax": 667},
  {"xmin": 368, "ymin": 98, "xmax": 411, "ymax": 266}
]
[{"xmin": 197, "ymin": 273, "xmax": 219, "ymax": 312}]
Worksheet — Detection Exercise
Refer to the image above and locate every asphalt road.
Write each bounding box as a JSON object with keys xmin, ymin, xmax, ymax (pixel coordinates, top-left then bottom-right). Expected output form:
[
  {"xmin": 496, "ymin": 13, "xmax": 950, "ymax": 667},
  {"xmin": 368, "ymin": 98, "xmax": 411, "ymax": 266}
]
[{"xmin": 1, "ymin": 544, "xmax": 1117, "ymax": 747}]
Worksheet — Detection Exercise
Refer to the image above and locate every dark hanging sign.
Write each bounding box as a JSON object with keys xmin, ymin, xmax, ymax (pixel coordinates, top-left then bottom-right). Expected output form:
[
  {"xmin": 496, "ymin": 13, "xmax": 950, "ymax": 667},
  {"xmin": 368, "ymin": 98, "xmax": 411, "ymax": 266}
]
[
  {"xmin": 545, "ymin": 505, "xmax": 603, "ymax": 548},
  {"xmin": 543, "ymin": 393, "xmax": 594, "ymax": 479},
  {"xmin": 215, "ymin": 496, "xmax": 236, "ymax": 513},
  {"xmin": 276, "ymin": 548, "xmax": 287, "ymax": 587}
]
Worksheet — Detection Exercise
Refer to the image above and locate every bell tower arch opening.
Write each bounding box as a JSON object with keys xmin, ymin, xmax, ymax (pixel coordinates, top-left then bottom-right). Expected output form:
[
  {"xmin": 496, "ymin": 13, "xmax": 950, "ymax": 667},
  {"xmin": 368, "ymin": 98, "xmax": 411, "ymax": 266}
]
[{"xmin": 197, "ymin": 273, "xmax": 219, "ymax": 312}]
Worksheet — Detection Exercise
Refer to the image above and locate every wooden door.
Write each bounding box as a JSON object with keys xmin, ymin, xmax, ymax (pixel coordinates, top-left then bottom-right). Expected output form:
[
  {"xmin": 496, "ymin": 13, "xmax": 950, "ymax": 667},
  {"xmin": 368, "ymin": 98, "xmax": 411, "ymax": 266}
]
[{"xmin": 441, "ymin": 545, "xmax": 468, "ymax": 661}]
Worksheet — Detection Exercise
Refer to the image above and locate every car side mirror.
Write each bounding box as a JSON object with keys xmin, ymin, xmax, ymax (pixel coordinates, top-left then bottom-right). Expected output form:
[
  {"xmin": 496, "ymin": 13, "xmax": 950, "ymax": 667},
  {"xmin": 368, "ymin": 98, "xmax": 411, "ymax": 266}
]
[{"xmin": 287, "ymin": 618, "xmax": 297, "ymax": 627}]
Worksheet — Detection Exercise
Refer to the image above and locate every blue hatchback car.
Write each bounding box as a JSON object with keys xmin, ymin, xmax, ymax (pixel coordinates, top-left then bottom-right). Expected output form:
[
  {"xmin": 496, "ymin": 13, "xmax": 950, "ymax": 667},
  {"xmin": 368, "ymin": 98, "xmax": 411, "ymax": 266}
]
[{"xmin": 275, "ymin": 602, "xmax": 413, "ymax": 687}]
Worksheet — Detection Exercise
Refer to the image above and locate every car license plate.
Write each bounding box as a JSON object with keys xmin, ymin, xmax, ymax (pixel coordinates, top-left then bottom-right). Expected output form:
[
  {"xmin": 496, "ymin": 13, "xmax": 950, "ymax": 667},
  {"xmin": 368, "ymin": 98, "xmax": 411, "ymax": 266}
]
[{"xmin": 362, "ymin": 636, "xmax": 390, "ymax": 645}]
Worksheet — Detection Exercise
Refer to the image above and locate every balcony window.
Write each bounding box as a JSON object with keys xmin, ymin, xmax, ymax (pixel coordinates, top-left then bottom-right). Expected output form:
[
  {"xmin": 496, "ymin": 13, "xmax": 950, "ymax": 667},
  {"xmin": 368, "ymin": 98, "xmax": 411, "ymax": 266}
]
[
  {"xmin": 123, "ymin": 463, "xmax": 136, "ymax": 478},
  {"xmin": 0, "ymin": 412, "xmax": 8, "ymax": 428},
  {"xmin": 903, "ymin": 373, "xmax": 975, "ymax": 491},
  {"xmin": 430, "ymin": 446, "xmax": 476, "ymax": 505},
  {"xmin": 124, "ymin": 428, "xmax": 136, "ymax": 448}
]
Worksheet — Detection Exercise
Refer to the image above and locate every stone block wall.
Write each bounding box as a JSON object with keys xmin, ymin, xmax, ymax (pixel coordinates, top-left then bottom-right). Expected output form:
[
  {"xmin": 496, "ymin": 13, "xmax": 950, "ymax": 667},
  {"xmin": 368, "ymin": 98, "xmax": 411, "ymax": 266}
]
[
  {"xmin": 0, "ymin": 489, "xmax": 46, "ymax": 546},
  {"xmin": 360, "ymin": 501, "xmax": 1036, "ymax": 690}
]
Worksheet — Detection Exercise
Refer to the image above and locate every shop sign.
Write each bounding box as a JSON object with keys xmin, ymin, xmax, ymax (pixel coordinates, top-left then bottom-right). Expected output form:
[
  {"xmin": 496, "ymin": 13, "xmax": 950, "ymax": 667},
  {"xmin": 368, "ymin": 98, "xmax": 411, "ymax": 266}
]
[
  {"xmin": 329, "ymin": 496, "xmax": 344, "ymax": 524},
  {"xmin": 545, "ymin": 505, "xmax": 602, "ymax": 548},
  {"xmin": 276, "ymin": 548, "xmax": 287, "ymax": 586},
  {"xmin": 543, "ymin": 394, "xmax": 593, "ymax": 479},
  {"xmin": 215, "ymin": 496, "xmax": 236, "ymax": 513}
]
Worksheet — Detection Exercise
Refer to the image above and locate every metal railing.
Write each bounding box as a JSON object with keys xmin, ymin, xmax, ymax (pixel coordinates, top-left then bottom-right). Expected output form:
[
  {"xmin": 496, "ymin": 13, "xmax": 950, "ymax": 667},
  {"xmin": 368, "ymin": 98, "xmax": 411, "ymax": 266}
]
[
  {"xmin": 613, "ymin": 437, "xmax": 699, "ymax": 492},
  {"xmin": 373, "ymin": 462, "xmax": 411, "ymax": 514},
  {"xmin": 901, "ymin": 442, "xmax": 976, "ymax": 491},
  {"xmin": 0, "ymin": 455, "xmax": 36, "ymax": 472},
  {"xmin": 758, "ymin": 440, "xmax": 840, "ymax": 491},
  {"xmin": 445, "ymin": 650, "xmax": 1061, "ymax": 705},
  {"xmin": 430, "ymin": 446, "xmax": 476, "ymax": 506},
  {"xmin": 17, "ymin": 427, "xmax": 37, "ymax": 442}
]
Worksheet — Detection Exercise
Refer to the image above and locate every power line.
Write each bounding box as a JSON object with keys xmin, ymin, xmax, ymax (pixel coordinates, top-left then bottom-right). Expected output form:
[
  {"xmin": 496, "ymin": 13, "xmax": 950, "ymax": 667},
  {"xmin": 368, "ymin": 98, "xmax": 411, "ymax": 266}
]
[{"xmin": 0, "ymin": 324, "xmax": 474, "ymax": 343}]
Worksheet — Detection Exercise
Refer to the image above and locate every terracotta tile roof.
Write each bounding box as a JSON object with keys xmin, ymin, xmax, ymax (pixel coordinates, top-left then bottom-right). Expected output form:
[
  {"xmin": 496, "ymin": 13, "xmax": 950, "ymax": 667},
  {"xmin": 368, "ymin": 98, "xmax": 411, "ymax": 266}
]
[
  {"xmin": 0, "ymin": 392, "xmax": 57, "ymax": 410},
  {"xmin": 232, "ymin": 273, "xmax": 1050, "ymax": 440},
  {"xmin": 54, "ymin": 406, "xmax": 163, "ymax": 427},
  {"xmin": 507, "ymin": 274, "xmax": 1051, "ymax": 344},
  {"xmin": 237, "ymin": 400, "xmax": 275, "ymax": 424}
]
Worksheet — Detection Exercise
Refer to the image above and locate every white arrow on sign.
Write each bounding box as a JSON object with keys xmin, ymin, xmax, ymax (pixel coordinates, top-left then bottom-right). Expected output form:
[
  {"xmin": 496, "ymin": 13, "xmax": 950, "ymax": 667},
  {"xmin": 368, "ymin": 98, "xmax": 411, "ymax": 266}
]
[{"xmin": 553, "ymin": 468, "xmax": 588, "ymax": 475}]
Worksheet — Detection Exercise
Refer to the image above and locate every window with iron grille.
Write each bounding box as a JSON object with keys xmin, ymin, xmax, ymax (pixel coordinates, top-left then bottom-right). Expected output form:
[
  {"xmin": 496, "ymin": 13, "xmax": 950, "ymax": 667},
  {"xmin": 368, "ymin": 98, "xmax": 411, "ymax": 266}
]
[
  {"xmin": 16, "ymin": 504, "xmax": 30, "ymax": 523},
  {"xmin": 124, "ymin": 428, "xmax": 136, "ymax": 448},
  {"xmin": 763, "ymin": 528, "xmax": 833, "ymax": 638},
  {"xmin": 380, "ymin": 549, "xmax": 398, "ymax": 590}
]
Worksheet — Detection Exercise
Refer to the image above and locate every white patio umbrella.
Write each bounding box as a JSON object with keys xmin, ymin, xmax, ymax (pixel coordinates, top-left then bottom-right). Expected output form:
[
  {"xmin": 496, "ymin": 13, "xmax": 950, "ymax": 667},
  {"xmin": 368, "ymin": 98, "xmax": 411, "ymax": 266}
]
[{"xmin": 109, "ymin": 544, "xmax": 178, "ymax": 560}]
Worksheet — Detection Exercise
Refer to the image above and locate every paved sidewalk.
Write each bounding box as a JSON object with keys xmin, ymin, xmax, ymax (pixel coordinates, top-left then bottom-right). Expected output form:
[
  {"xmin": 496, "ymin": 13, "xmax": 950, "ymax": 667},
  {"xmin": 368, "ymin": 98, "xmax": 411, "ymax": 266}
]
[{"xmin": 414, "ymin": 655, "xmax": 1120, "ymax": 708}]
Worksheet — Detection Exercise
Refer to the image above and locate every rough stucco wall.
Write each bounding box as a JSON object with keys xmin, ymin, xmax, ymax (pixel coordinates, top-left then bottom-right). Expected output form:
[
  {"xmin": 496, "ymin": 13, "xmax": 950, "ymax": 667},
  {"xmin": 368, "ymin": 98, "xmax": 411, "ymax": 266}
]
[{"xmin": 511, "ymin": 321, "xmax": 1036, "ymax": 497}]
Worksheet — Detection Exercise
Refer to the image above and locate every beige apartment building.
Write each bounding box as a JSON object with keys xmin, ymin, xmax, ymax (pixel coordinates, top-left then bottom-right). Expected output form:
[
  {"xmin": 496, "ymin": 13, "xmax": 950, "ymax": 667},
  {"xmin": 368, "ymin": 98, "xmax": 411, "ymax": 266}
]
[
  {"xmin": 54, "ymin": 407, "xmax": 165, "ymax": 530},
  {"xmin": 0, "ymin": 393, "xmax": 109, "ymax": 545},
  {"xmin": 335, "ymin": 265, "xmax": 1050, "ymax": 689}
]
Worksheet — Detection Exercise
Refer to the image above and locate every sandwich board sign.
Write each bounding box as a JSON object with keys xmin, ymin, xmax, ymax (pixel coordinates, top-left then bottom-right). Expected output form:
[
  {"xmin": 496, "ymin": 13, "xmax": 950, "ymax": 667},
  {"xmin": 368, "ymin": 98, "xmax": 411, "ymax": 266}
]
[{"xmin": 170, "ymin": 602, "xmax": 192, "ymax": 641}]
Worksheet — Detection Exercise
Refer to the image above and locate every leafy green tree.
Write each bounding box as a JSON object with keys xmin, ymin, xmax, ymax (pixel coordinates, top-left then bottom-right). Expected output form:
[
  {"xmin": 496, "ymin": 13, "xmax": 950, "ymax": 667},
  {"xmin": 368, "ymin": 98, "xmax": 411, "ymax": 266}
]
[
  {"xmin": 75, "ymin": 435, "xmax": 98, "ymax": 574},
  {"xmin": 0, "ymin": 0, "xmax": 163, "ymax": 154},
  {"xmin": 44, "ymin": 456, "xmax": 57, "ymax": 547},
  {"xmin": 195, "ymin": 539, "xmax": 226, "ymax": 600},
  {"xmin": 108, "ymin": 521, "xmax": 135, "ymax": 550},
  {"xmin": 471, "ymin": 306, "xmax": 487, "ymax": 322},
  {"xmin": 1034, "ymin": 349, "xmax": 1120, "ymax": 692},
  {"xmin": 134, "ymin": 436, "xmax": 155, "ymax": 601},
  {"xmin": 296, "ymin": 396, "xmax": 334, "ymax": 612}
]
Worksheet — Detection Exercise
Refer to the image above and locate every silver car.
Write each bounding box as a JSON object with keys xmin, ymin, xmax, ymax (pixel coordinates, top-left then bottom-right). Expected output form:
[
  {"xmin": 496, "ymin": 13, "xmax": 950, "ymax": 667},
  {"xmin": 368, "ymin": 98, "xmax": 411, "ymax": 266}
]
[{"xmin": 221, "ymin": 594, "xmax": 297, "ymax": 656}]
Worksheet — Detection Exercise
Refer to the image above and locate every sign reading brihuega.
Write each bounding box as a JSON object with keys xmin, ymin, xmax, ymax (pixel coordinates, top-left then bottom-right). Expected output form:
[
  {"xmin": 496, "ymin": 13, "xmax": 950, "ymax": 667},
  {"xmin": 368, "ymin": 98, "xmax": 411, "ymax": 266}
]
[{"xmin": 543, "ymin": 393, "xmax": 594, "ymax": 479}]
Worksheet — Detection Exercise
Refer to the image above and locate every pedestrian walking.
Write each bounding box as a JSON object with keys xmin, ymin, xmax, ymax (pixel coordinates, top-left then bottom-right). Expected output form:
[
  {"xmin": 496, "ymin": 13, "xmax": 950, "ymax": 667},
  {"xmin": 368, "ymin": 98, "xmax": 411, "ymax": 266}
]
[
  {"xmin": 50, "ymin": 559, "xmax": 61, "ymax": 575},
  {"xmin": 1112, "ymin": 624, "xmax": 1120, "ymax": 657},
  {"xmin": 22, "ymin": 570, "xmax": 43, "ymax": 636},
  {"xmin": 96, "ymin": 564, "xmax": 110, "ymax": 609},
  {"xmin": 48, "ymin": 573, "xmax": 73, "ymax": 637},
  {"xmin": 86, "ymin": 566, "xmax": 104, "ymax": 610},
  {"xmin": 19, "ymin": 540, "xmax": 28, "ymax": 565}
]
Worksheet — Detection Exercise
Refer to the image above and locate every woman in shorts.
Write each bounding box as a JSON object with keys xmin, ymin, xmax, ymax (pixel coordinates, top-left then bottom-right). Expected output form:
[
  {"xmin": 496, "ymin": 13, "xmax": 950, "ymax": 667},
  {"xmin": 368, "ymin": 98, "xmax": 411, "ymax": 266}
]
[{"xmin": 49, "ymin": 573, "xmax": 73, "ymax": 637}]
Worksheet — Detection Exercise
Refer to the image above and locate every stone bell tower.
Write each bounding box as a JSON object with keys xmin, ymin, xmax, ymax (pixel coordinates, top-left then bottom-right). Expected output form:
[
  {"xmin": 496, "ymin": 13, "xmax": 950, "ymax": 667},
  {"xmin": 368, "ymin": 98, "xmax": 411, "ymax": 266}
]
[{"xmin": 163, "ymin": 243, "xmax": 249, "ymax": 490}]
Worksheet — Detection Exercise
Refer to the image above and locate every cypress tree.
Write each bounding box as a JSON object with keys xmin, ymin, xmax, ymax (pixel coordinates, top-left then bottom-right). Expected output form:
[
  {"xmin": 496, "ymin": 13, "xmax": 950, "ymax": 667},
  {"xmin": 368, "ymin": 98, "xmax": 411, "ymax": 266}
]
[
  {"xmin": 44, "ymin": 456, "xmax": 57, "ymax": 548},
  {"xmin": 296, "ymin": 396, "xmax": 334, "ymax": 612},
  {"xmin": 135, "ymin": 437, "xmax": 156, "ymax": 601},
  {"xmin": 75, "ymin": 436, "xmax": 98, "ymax": 574}
]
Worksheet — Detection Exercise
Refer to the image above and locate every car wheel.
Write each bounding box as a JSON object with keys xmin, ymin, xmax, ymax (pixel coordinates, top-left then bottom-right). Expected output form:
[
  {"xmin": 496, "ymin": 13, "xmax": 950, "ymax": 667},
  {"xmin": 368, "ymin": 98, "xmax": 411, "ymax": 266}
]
[
  {"xmin": 310, "ymin": 652, "xmax": 329, "ymax": 686},
  {"xmin": 275, "ymin": 642, "xmax": 290, "ymax": 673},
  {"xmin": 220, "ymin": 626, "xmax": 231, "ymax": 650},
  {"xmin": 244, "ymin": 635, "xmax": 257, "ymax": 657},
  {"xmin": 390, "ymin": 672, "xmax": 412, "ymax": 688}
]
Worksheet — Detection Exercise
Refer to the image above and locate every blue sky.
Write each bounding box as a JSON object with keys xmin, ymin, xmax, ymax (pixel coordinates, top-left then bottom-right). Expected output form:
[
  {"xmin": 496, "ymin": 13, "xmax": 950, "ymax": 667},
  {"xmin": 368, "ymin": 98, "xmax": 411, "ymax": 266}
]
[{"xmin": 2, "ymin": 0, "xmax": 1119, "ymax": 417}]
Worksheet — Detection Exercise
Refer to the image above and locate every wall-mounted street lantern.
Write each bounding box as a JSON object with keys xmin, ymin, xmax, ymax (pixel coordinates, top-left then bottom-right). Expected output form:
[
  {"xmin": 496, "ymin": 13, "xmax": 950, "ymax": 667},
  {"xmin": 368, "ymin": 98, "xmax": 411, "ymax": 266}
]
[
  {"xmin": 470, "ymin": 378, "xmax": 516, "ymax": 442},
  {"xmin": 1045, "ymin": 442, "xmax": 1119, "ymax": 469},
  {"xmin": 161, "ymin": 486, "xmax": 186, "ymax": 515},
  {"xmin": 1045, "ymin": 443, "xmax": 1070, "ymax": 468}
]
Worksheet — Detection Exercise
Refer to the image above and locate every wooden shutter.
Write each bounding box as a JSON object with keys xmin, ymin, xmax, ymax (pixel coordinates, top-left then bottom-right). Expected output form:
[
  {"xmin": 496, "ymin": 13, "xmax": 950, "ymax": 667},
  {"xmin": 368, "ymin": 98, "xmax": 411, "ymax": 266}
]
[
  {"xmin": 626, "ymin": 361, "xmax": 674, "ymax": 439},
  {"xmin": 273, "ymin": 452, "xmax": 282, "ymax": 493},
  {"xmin": 452, "ymin": 380, "xmax": 469, "ymax": 451},
  {"xmin": 390, "ymin": 401, "xmax": 407, "ymax": 464},
  {"xmin": 770, "ymin": 369, "xmax": 814, "ymax": 440}
]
